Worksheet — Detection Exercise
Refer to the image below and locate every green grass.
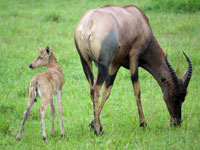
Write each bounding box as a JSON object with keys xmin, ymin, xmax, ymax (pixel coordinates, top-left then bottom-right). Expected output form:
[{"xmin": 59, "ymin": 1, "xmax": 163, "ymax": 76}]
[
  {"xmin": 0, "ymin": 0, "xmax": 200, "ymax": 149},
  {"xmin": 143, "ymin": 0, "xmax": 200, "ymax": 13}
]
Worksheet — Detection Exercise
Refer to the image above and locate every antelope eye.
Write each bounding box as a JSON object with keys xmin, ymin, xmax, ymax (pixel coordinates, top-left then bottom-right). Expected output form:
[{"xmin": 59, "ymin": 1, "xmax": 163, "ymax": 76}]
[{"xmin": 39, "ymin": 56, "xmax": 43, "ymax": 59}]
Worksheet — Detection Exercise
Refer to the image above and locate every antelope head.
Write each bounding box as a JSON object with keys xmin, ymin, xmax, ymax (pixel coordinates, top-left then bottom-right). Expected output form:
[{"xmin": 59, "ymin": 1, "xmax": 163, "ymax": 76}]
[{"xmin": 165, "ymin": 52, "xmax": 192, "ymax": 126}]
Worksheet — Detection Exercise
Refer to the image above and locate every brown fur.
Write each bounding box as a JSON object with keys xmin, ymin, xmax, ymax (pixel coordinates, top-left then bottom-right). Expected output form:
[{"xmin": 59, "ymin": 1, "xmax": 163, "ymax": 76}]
[{"xmin": 16, "ymin": 47, "xmax": 65, "ymax": 142}]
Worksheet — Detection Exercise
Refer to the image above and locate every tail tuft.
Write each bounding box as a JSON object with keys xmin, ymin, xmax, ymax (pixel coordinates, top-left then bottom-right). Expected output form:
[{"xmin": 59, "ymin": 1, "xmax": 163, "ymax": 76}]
[{"xmin": 29, "ymin": 81, "xmax": 39, "ymax": 104}]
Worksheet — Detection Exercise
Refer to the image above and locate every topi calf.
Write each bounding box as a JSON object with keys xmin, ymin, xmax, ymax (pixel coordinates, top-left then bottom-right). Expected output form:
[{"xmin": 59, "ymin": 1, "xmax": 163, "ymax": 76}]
[{"xmin": 16, "ymin": 46, "xmax": 65, "ymax": 142}]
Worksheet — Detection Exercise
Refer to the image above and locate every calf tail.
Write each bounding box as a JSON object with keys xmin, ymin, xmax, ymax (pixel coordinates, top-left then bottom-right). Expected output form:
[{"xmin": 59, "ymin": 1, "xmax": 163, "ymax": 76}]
[{"xmin": 28, "ymin": 81, "xmax": 38, "ymax": 106}]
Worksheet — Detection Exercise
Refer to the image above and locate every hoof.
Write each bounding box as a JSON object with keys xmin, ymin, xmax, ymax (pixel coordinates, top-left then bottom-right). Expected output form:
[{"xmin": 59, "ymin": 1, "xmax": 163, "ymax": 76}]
[
  {"xmin": 89, "ymin": 120, "xmax": 95, "ymax": 131},
  {"xmin": 94, "ymin": 125, "xmax": 104, "ymax": 136},
  {"xmin": 170, "ymin": 117, "xmax": 182, "ymax": 127},
  {"xmin": 61, "ymin": 134, "xmax": 64, "ymax": 137},
  {"xmin": 16, "ymin": 134, "xmax": 21, "ymax": 141},
  {"xmin": 51, "ymin": 132, "xmax": 55, "ymax": 137},
  {"xmin": 89, "ymin": 120, "xmax": 103, "ymax": 136},
  {"xmin": 140, "ymin": 121, "xmax": 148, "ymax": 127},
  {"xmin": 16, "ymin": 137, "xmax": 21, "ymax": 141},
  {"xmin": 43, "ymin": 136, "xmax": 47, "ymax": 142}
]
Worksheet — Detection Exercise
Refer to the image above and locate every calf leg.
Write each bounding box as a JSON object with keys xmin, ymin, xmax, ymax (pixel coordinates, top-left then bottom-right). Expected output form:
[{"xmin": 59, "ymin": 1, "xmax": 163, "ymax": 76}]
[
  {"xmin": 16, "ymin": 99, "xmax": 35, "ymax": 141},
  {"xmin": 50, "ymin": 99, "xmax": 55, "ymax": 136},
  {"xmin": 39, "ymin": 100, "xmax": 49, "ymax": 142},
  {"xmin": 129, "ymin": 55, "xmax": 147, "ymax": 127},
  {"xmin": 16, "ymin": 83, "xmax": 37, "ymax": 141},
  {"xmin": 56, "ymin": 90, "xmax": 64, "ymax": 137}
]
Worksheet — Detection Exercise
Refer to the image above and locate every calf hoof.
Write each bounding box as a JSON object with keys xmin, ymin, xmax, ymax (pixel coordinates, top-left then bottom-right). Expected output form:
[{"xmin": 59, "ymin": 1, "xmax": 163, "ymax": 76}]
[
  {"xmin": 16, "ymin": 137, "xmax": 21, "ymax": 141},
  {"xmin": 16, "ymin": 134, "xmax": 21, "ymax": 141},
  {"xmin": 61, "ymin": 134, "xmax": 64, "ymax": 137},
  {"xmin": 43, "ymin": 136, "xmax": 47, "ymax": 142},
  {"xmin": 140, "ymin": 121, "xmax": 148, "ymax": 127},
  {"xmin": 51, "ymin": 131, "xmax": 55, "ymax": 137}
]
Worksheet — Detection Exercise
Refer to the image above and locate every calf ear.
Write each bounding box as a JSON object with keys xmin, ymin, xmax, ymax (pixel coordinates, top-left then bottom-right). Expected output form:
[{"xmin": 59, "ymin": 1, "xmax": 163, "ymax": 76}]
[
  {"xmin": 38, "ymin": 46, "xmax": 42, "ymax": 51},
  {"xmin": 46, "ymin": 46, "xmax": 50, "ymax": 55}
]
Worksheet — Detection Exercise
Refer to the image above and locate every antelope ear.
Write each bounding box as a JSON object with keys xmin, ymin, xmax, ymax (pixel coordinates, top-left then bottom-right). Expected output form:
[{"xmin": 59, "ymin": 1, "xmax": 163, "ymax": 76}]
[
  {"xmin": 46, "ymin": 46, "xmax": 50, "ymax": 55},
  {"xmin": 182, "ymin": 70, "xmax": 187, "ymax": 83}
]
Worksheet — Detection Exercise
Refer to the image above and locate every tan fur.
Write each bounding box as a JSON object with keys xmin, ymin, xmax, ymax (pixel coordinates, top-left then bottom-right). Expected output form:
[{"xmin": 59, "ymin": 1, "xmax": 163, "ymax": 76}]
[{"xmin": 16, "ymin": 47, "xmax": 65, "ymax": 142}]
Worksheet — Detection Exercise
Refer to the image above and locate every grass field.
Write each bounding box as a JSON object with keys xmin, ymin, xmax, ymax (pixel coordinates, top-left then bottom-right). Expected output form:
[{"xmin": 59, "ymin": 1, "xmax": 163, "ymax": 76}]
[{"xmin": 0, "ymin": 0, "xmax": 200, "ymax": 149}]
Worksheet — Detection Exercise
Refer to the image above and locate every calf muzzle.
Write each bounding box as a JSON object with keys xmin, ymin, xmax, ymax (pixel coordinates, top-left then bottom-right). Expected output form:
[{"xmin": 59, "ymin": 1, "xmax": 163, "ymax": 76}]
[{"xmin": 29, "ymin": 64, "xmax": 33, "ymax": 69}]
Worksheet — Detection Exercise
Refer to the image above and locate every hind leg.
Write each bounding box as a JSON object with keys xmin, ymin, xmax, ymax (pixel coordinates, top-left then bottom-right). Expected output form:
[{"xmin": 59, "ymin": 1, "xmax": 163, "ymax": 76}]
[
  {"xmin": 75, "ymin": 40, "xmax": 105, "ymax": 135},
  {"xmin": 78, "ymin": 56, "xmax": 100, "ymax": 133},
  {"xmin": 90, "ymin": 64, "xmax": 120, "ymax": 135},
  {"xmin": 98, "ymin": 64, "xmax": 120, "ymax": 114},
  {"xmin": 16, "ymin": 86, "xmax": 37, "ymax": 141},
  {"xmin": 79, "ymin": 55, "xmax": 94, "ymax": 94},
  {"xmin": 16, "ymin": 99, "xmax": 35, "ymax": 141},
  {"xmin": 79, "ymin": 58, "xmax": 103, "ymax": 134},
  {"xmin": 39, "ymin": 98, "xmax": 50, "ymax": 142},
  {"xmin": 50, "ymin": 98, "xmax": 55, "ymax": 136},
  {"xmin": 75, "ymin": 40, "xmax": 94, "ymax": 91},
  {"xmin": 89, "ymin": 63, "xmax": 109, "ymax": 135},
  {"xmin": 56, "ymin": 90, "xmax": 64, "ymax": 137}
]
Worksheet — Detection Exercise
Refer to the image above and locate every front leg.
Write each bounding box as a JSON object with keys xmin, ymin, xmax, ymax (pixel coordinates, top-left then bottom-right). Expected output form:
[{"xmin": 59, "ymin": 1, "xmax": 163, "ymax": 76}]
[
  {"xmin": 56, "ymin": 90, "xmax": 64, "ymax": 137},
  {"xmin": 129, "ymin": 55, "xmax": 147, "ymax": 127},
  {"xmin": 50, "ymin": 100, "xmax": 55, "ymax": 136}
]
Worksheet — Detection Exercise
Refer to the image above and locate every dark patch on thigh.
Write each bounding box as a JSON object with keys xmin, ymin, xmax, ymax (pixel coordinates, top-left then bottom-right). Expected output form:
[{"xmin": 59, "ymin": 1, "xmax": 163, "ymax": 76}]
[
  {"xmin": 105, "ymin": 72, "xmax": 118, "ymax": 88},
  {"xmin": 75, "ymin": 40, "xmax": 94, "ymax": 85},
  {"xmin": 96, "ymin": 63, "xmax": 108, "ymax": 85},
  {"xmin": 99, "ymin": 28, "xmax": 119, "ymax": 66}
]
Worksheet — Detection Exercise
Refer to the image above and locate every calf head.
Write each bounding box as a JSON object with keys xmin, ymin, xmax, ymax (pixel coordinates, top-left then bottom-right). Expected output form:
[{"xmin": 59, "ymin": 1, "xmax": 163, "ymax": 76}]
[{"xmin": 29, "ymin": 46, "xmax": 51, "ymax": 69}]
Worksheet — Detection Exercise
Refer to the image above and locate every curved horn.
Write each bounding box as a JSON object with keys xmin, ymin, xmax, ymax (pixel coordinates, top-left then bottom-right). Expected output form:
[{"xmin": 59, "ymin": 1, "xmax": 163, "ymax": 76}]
[
  {"xmin": 182, "ymin": 52, "xmax": 192, "ymax": 89},
  {"xmin": 166, "ymin": 55, "xmax": 180, "ymax": 88}
]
